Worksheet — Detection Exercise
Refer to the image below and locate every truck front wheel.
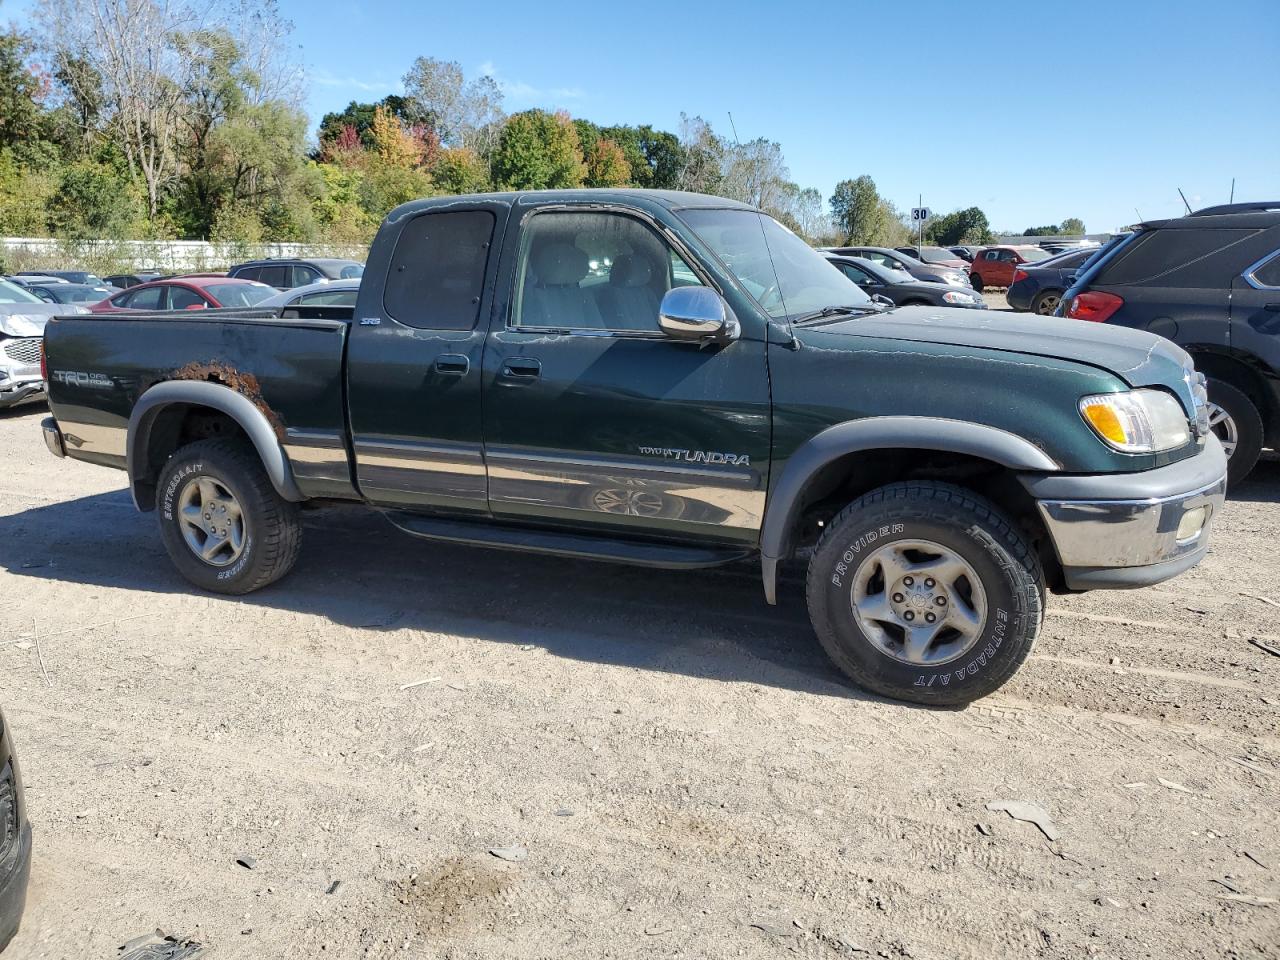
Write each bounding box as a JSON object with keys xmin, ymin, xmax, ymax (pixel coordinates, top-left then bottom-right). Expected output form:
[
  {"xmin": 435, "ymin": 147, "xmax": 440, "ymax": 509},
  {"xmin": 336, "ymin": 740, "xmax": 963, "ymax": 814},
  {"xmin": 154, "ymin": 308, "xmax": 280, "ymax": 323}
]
[
  {"xmin": 155, "ymin": 439, "xmax": 302, "ymax": 595},
  {"xmin": 805, "ymin": 482, "xmax": 1043, "ymax": 705}
]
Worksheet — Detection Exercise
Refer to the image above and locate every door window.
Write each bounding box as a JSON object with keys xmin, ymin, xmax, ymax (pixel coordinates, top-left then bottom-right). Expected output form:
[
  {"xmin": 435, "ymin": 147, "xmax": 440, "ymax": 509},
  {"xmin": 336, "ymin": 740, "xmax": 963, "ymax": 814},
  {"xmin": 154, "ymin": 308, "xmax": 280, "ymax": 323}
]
[
  {"xmin": 167, "ymin": 285, "xmax": 206, "ymax": 309},
  {"xmin": 384, "ymin": 210, "xmax": 495, "ymax": 329},
  {"xmin": 513, "ymin": 211, "xmax": 703, "ymax": 333},
  {"xmin": 290, "ymin": 265, "xmax": 320, "ymax": 287},
  {"xmin": 258, "ymin": 265, "xmax": 289, "ymax": 288},
  {"xmin": 838, "ymin": 263, "xmax": 876, "ymax": 284},
  {"xmin": 235, "ymin": 266, "xmax": 261, "ymax": 282},
  {"xmin": 1248, "ymin": 250, "xmax": 1280, "ymax": 287},
  {"xmin": 127, "ymin": 286, "xmax": 164, "ymax": 310}
]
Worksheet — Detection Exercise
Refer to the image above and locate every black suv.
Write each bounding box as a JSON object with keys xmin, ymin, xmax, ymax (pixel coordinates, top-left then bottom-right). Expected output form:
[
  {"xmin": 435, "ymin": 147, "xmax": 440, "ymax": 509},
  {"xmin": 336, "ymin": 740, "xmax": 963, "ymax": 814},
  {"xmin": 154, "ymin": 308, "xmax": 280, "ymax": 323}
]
[
  {"xmin": 227, "ymin": 257, "xmax": 364, "ymax": 290},
  {"xmin": 1061, "ymin": 202, "xmax": 1280, "ymax": 484}
]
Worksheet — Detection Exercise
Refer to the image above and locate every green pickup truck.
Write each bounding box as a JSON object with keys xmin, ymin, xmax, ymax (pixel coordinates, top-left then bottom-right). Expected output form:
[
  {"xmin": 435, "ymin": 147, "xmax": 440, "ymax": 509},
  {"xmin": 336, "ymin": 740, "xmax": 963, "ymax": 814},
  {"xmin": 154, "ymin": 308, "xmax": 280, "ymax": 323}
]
[{"xmin": 40, "ymin": 189, "xmax": 1227, "ymax": 705}]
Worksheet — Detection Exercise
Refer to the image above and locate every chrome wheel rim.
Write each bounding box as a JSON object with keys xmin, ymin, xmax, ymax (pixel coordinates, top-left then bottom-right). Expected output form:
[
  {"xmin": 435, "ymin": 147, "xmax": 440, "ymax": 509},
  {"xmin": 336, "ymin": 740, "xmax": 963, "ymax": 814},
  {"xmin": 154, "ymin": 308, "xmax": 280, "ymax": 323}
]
[
  {"xmin": 1035, "ymin": 293, "xmax": 1060, "ymax": 315},
  {"xmin": 177, "ymin": 476, "xmax": 247, "ymax": 567},
  {"xmin": 592, "ymin": 487, "xmax": 666, "ymax": 517},
  {"xmin": 1206, "ymin": 402, "xmax": 1238, "ymax": 458},
  {"xmin": 850, "ymin": 539, "xmax": 987, "ymax": 666}
]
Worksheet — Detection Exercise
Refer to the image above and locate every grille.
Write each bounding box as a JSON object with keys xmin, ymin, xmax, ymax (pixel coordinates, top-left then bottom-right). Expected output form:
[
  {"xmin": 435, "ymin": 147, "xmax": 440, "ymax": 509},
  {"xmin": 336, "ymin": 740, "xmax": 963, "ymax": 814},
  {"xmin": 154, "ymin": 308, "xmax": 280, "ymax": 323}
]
[
  {"xmin": 2, "ymin": 337, "xmax": 41, "ymax": 365},
  {"xmin": 0, "ymin": 762, "xmax": 14, "ymax": 862}
]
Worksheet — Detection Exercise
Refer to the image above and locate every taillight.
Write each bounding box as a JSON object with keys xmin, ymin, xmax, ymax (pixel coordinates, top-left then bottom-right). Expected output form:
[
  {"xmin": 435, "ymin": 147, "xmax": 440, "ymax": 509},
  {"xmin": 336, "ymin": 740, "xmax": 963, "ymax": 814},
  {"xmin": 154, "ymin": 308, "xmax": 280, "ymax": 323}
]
[
  {"xmin": 1066, "ymin": 291, "xmax": 1124, "ymax": 322},
  {"xmin": 40, "ymin": 339, "xmax": 47, "ymax": 380},
  {"xmin": 1012, "ymin": 269, "xmax": 1029, "ymax": 284}
]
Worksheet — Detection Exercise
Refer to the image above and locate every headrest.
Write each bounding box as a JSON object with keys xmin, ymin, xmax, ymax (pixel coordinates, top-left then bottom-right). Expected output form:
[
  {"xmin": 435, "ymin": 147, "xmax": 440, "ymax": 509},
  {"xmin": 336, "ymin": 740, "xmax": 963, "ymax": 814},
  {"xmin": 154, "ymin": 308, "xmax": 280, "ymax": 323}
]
[
  {"xmin": 531, "ymin": 242, "xmax": 589, "ymax": 286},
  {"xmin": 610, "ymin": 254, "xmax": 653, "ymax": 288}
]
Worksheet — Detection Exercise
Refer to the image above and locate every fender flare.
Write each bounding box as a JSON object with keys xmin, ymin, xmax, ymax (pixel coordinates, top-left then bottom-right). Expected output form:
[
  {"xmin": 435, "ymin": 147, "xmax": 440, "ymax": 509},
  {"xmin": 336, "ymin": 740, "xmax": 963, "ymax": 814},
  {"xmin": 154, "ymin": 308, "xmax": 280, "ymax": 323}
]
[
  {"xmin": 759, "ymin": 416, "xmax": 1059, "ymax": 603},
  {"xmin": 127, "ymin": 380, "xmax": 304, "ymax": 510}
]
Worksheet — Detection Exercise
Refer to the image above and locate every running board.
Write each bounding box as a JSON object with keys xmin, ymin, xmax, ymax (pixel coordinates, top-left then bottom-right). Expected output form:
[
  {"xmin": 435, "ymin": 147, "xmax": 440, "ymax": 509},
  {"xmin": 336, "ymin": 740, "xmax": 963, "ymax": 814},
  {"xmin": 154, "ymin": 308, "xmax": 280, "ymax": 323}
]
[{"xmin": 383, "ymin": 511, "xmax": 752, "ymax": 569}]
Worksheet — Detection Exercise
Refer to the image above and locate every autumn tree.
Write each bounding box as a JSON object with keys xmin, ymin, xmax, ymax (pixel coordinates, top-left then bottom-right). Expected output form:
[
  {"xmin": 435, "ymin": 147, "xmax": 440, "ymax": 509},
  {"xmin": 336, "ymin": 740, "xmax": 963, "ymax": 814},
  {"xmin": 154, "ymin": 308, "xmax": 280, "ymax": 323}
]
[
  {"xmin": 491, "ymin": 109, "xmax": 585, "ymax": 190},
  {"xmin": 585, "ymin": 138, "xmax": 629, "ymax": 187}
]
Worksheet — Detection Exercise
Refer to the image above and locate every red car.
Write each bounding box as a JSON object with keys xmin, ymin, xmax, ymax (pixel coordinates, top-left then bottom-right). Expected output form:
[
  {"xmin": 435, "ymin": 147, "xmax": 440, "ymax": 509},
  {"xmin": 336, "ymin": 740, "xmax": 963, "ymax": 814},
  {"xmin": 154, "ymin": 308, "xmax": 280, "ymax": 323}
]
[
  {"xmin": 89, "ymin": 276, "xmax": 275, "ymax": 312},
  {"xmin": 967, "ymin": 245, "xmax": 1052, "ymax": 292}
]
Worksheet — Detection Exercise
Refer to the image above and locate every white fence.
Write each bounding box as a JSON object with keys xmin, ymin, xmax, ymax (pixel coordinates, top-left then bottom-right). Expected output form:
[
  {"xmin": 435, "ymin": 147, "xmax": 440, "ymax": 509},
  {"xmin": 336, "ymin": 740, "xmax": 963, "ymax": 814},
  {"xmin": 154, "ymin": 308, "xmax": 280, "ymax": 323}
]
[{"xmin": 0, "ymin": 237, "xmax": 367, "ymax": 273}]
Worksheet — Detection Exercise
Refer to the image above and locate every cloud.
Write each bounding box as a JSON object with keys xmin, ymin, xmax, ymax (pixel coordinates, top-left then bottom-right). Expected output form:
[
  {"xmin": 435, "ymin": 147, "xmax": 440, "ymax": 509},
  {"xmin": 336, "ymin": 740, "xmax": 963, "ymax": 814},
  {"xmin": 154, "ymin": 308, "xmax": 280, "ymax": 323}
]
[
  {"xmin": 475, "ymin": 61, "xmax": 585, "ymax": 106},
  {"xmin": 310, "ymin": 69, "xmax": 397, "ymax": 94}
]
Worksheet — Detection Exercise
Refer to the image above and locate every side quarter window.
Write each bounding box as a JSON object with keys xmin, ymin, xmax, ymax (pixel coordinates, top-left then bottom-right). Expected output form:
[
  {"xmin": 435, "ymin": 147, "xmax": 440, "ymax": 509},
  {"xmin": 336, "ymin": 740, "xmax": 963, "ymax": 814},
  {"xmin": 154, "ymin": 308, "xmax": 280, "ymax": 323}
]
[
  {"xmin": 512, "ymin": 210, "xmax": 704, "ymax": 334},
  {"xmin": 384, "ymin": 209, "xmax": 495, "ymax": 329}
]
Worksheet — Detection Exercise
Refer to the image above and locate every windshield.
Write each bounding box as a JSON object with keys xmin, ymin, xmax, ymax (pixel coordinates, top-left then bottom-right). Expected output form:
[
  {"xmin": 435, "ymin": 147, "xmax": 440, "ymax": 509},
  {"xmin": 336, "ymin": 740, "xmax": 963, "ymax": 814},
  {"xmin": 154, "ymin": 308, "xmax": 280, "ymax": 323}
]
[
  {"xmin": 917, "ymin": 247, "xmax": 958, "ymax": 263},
  {"xmin": 0, "ymin": 278, "xmax": 43, "ymax": 304},
  {"xmin": 1017, "ymin": 248, "xmax": 1051, "ymax": 263},
  {"xmin": 680, "ymin": 209, "xmax": 870, "ymax": 320},
  {"xmin": 339, "ymin": 263, "xmax": 364, "ymax": 279},
  {"xmin": 206, "ymin": 283, "xmax": 275, "ymax": 307}
]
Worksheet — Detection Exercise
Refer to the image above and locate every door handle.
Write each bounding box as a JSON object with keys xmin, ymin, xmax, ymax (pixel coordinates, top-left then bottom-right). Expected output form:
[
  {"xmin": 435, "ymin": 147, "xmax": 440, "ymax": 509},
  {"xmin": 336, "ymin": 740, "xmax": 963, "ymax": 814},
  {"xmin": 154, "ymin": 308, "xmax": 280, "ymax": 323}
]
[
  {"xmin": 501, "ymin": 358, "xmax": 541, "ymax": 379},
  {"xmin": 1264, "ymin": 303, "xmax": 1280, "ymax": 312},
  {"xmin": 435, "ymin": 354, "xmax": 470, "ymax": 375}
]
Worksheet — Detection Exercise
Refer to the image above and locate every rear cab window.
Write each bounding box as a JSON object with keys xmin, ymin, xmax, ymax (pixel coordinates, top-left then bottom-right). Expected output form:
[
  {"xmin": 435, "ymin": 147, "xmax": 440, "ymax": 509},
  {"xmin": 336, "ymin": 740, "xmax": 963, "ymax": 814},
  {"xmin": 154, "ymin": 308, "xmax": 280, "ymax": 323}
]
[{"xmin": 384, "ymin": 210, "xmax": 495, "ymax": 329}]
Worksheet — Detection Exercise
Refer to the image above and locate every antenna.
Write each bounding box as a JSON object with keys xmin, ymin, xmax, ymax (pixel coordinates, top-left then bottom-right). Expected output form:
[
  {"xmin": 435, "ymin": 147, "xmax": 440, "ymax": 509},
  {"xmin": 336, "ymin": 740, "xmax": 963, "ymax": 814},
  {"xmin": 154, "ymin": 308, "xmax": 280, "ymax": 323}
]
[
  {"xmin": 1134, "ymin": 207, "xmax": 1144, "ymax": 223},
  {"xmin": 727, "ymin": 111, "xmax": 741, "ymax": 146},
  {"xmin": 1230, "ymin": 178, "xmax": 1235, "ymax": 203},
  {"xmin": 1177, "ymin": 188, "xmax": 1192, "ymax": 215}
]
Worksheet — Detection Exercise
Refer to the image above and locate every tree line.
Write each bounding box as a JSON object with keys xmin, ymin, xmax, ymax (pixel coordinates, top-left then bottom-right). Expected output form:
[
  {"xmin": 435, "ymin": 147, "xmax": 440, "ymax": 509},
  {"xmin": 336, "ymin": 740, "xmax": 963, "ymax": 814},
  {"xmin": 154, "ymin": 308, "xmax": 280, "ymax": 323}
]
[{"xmin": 0, "ymin": 0, "xmax": 1082, "ymax": 252}]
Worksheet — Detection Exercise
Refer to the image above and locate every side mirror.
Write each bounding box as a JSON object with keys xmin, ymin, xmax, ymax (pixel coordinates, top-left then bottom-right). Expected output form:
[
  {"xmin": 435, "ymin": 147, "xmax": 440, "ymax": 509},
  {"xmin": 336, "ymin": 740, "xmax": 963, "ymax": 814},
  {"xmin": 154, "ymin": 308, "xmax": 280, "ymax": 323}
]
[
  {"xmin": 184, "ymin": 302, "xmax": 207, "ymax": 311},
  {"xmin": 658, "ymin": 287, "xmax": 739, "ymax": 344},
  {"xmin": 870, "ymin": 294, "xmax": 896, "ymax": 307}
]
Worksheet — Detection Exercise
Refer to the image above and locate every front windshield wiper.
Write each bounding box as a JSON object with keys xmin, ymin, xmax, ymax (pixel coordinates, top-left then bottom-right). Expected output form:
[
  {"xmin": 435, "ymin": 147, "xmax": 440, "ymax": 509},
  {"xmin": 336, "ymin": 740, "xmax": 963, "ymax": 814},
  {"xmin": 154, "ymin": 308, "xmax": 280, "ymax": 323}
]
[{"xmin": 791, "ymin": 304, "xmax": 883, "ymax": 325}]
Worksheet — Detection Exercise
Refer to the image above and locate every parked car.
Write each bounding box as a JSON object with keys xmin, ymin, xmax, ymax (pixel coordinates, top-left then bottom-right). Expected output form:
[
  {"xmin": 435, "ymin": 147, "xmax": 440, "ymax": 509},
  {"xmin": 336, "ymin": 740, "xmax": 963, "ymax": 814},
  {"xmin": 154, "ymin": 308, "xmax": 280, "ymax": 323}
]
[
  {"xmin": 968, "ymin": 245, "xmax": 1052, "ymax": 291},
  {"xmin": 894, "ymin": 246, "xmax": 970, "ymax": 271},
  {"xmin": 103, "ymin": 272, "xmax": 165, "ymax": 289},
  {"xmin": 949, "ymin": 245, "xmax": 985, "ymax": 263},
  {"xmin": 26, "ymin": 282, "xmax": 116, "ymax": 305},
  {"xmin": 42, "ymin": 188, "xmax": 1226, "ymax": 707},
  {"xmin": 6, "ymin": 275, "xmax": 68, "ymax": 287},
  {"xmin": 255, "ymin": 278, "xmax": 361, "ymax": 310},
  {"xmin": 823, "ymin": 253, "xmax": 986, "ymax": 308},
  {"xmin": 15, "ymin": 269, "xmax": 105, "ymax": 286},
  {"xmin": 1060, "ymin": 201, "xmax": 1280, "ymax": 485},
  {"xmin": 0, "ymin": 277, "xmax": 90, "ymax": 408},
  {"xmin": 227, "ymin": 258, "xmax": 364, "ymax": 290},
  {"xmin": 1006, "ymin": 247, "xmax": 1101, "ymax": 315},
  {"xmin": 90, "ymin": 277, "xmax": 276, "ymax": 312},
  {"xmin": 823, "ymin": 246, "xmax": 971, "ymax": 286},
  {"xmin": 0, "ymin": 702, "xmax": 31, "ymax": 953}
]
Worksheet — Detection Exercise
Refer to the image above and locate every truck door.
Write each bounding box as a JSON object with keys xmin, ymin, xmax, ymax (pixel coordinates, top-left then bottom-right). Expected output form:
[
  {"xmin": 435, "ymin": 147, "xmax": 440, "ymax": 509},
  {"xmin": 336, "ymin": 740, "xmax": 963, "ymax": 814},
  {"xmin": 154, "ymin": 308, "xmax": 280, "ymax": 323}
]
[
  {"xmin": 480, "ymin": 204, "xmax": 771, "ymax": 545},
  {"xmin": 346, "ymin": 201, "xmax": 506, "ymax": 513}
]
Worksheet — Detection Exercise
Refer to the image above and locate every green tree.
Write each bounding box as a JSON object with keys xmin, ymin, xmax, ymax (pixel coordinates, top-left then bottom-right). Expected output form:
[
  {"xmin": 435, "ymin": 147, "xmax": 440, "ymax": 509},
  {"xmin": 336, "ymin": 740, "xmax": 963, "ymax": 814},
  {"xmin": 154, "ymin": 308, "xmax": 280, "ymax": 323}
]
[
  {"xmin": 433, "ymin": 146, "xmax": 490, "ymax": 194},
  {"xmin": 317, "ymin": 96, "xmax": 411, "ymax": 150},
  {"xmin": 1022, "ymin": 224, "xmax": 1061, "ymax": 236},
  {"xmin": 491, "ymin": 109, "xmax": 586, "ymax": 191},
  {"xmin": 585, "ymin": 138, "xmax": 630, "ymax": 187},
  {"xmin": 926, "ymin": 206, "xmax": 993, "ymax": 245},
  {"xmin": 830, "ymin": 176, "xmax": 886, "ymax": 244},
  {"xmin": 46, "ymin": 159, "xmax": 141, "ymax": 239},
  {"xmin": 1060, "ymin": 217, "xmax": 1085, "ymax": 235},
  {"xmin": 0, "ymin": 29, "xmax": 47, "ymax": 152}
]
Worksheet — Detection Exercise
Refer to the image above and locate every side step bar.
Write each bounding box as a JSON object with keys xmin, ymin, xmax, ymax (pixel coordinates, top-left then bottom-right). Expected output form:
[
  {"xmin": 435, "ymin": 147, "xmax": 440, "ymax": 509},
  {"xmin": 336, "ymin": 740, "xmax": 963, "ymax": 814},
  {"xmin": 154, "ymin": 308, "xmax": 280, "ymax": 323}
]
[{"xmin": 383, "ymin": 511, "xmax": 752, "ymax": 569}]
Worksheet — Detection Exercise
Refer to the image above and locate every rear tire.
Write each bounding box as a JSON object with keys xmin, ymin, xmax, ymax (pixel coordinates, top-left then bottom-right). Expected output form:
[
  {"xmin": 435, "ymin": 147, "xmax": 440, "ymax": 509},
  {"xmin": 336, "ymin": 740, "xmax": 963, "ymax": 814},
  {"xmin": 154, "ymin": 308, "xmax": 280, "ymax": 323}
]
[
  {"xmin": 156, "ymin": 439, "xmax": 302, "ymax": 594},
  {"xmin": 805, "ymin": 482, "xmax": 1043, "ymax": 706},
  {"xmin": 1031, "ymin": 289, "xmax": 1062, "ymax": 316},
  {"xmin": 969, "ymin": 273, "xmax": 984, "ymax": 293},
  {"xmin": 1206, "ymin": 379, "xmax": 1264, "ymax": 487}
]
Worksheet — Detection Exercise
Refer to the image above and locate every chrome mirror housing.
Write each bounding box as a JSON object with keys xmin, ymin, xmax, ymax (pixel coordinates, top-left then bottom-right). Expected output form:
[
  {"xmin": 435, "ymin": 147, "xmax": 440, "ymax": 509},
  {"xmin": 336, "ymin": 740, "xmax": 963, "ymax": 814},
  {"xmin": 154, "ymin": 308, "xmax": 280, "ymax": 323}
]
[{"xmin": 658, "ymin": 287, "xmax": 739, "ymax": 344}]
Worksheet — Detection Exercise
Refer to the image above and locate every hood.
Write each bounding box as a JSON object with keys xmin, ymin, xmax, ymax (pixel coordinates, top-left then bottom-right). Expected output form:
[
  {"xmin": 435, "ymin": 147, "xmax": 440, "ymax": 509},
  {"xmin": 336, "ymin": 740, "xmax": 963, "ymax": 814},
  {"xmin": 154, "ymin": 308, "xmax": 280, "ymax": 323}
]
[
  {"xmin": 0, "ymin": 302, "xmax": 89, "ymax": 336},
  {"xmin": 802, "ymin": 305, "xmax": 1191, "ymax": 390}
]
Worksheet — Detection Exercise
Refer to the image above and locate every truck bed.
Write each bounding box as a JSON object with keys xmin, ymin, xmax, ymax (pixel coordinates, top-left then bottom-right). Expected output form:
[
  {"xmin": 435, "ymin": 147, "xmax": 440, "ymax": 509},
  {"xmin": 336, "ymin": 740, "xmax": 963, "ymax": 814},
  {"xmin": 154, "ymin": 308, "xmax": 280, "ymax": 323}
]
[{"xmin": 44, "ymin": 306, "xmax": 354, "ymax": 498}]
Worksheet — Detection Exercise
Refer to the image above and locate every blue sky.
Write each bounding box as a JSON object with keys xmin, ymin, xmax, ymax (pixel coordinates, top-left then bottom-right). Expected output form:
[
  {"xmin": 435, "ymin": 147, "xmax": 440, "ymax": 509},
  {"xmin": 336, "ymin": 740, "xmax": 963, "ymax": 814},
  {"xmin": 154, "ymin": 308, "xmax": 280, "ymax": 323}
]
[{"xmin": 7, "ymin": 0, "xmax": 1279, "ymax": 232}]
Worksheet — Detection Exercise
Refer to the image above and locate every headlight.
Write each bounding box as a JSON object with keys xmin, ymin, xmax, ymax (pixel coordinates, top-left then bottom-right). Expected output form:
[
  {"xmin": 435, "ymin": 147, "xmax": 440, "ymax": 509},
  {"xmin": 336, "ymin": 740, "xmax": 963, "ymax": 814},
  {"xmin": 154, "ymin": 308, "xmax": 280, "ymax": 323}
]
[
  {"xmin": 1079, "ymin": 389, "xmax": 1191, "ymax": 453},
  {"xmin": 943, "ymin": 272, "xmax": 967, "ymax": 286},
  {"xmin": 942, "ymin": 291, "xmax": 975, "ymax": 304}
]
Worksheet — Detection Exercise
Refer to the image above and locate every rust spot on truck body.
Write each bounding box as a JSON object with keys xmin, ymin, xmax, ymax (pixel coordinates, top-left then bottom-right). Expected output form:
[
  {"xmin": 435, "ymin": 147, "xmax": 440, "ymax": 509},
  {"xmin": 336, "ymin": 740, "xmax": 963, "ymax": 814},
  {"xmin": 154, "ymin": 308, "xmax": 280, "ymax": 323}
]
[{"xmin": 168, "ymin": 360, "xmax": 286, "ymax": 440}]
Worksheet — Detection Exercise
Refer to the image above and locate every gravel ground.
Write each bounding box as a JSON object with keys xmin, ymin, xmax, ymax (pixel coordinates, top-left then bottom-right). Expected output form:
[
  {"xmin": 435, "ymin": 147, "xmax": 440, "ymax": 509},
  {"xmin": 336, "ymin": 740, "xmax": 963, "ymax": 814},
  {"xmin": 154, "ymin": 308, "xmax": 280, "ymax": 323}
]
[{"xmin": 1, "ymin": 403, "xmax": 1277, "ymax": 960}]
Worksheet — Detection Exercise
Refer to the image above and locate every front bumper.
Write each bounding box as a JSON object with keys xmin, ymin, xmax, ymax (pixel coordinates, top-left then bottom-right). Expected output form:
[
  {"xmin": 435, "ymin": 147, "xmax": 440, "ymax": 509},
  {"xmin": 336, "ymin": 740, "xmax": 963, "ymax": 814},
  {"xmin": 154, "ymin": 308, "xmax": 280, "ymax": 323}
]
[
  {"xmin": 1020, "ymin": 435, "xmax": 1228, "ymax": 590},
  {"xmin": 0, "ymin": 820, "xmax": 31, "ymax": 953},
  {"xmin": 0, "ymin": 380, "xmax": 44, "ymax": 410}
]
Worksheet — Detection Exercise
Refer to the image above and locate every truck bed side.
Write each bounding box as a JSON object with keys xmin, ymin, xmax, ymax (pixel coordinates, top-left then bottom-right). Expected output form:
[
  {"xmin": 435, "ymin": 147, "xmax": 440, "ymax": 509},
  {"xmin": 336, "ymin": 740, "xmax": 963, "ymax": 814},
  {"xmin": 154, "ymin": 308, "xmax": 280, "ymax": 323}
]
[{"xmin": 44, "ymin": 309, "xmax": 355, "ymax": 502}]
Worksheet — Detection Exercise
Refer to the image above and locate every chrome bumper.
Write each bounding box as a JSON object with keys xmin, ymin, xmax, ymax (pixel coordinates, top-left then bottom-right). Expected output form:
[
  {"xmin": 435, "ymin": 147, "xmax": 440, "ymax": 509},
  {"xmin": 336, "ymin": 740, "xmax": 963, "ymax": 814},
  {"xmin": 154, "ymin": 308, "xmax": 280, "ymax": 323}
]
[
  {"xmin": 41, "ymin": 416, "xmax": 65, "ymax": 458},
  {"xmin": 1021, "ymin": 436, "xmax": 1228, "ymax": 590}
]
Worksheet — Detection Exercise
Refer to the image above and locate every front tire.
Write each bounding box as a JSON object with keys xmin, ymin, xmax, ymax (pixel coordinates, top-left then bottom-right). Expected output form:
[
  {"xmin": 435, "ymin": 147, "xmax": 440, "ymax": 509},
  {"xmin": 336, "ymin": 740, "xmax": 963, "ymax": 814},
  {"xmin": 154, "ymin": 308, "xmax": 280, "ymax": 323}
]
[
  {"xmin": 1031, "ymin": 289, "xmax": 1062, "ymax": 316},
  {"xmin": 805, "ymin": 482, "xmax": 1043, "ymax": 706},
  {"xmin": 1205, "ymin": 379, "xmax": 1264, "ymax": 487},
  {"xmin": 969, "ymin": 273, "xmax": 984, "ymax": 293},
  {"xmin": 156, "ymin": 439, "xmax": 302, "ymax": 594}
]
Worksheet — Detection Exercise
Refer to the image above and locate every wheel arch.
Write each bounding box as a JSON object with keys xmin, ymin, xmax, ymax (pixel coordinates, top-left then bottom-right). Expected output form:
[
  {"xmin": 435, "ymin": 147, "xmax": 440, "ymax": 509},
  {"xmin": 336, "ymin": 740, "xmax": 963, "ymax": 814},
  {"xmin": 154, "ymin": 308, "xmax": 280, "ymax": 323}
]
[
  {"xmin": 127, "ymin": 380, "xmax": 304, "ymax": 511},
  {"xmin": 1186, "ymin": 345, "xmax": 1277, "ymax": 437},
  {"xmin": 759, "ymin": 418, "xmax": 1060, "ymax": 603}
]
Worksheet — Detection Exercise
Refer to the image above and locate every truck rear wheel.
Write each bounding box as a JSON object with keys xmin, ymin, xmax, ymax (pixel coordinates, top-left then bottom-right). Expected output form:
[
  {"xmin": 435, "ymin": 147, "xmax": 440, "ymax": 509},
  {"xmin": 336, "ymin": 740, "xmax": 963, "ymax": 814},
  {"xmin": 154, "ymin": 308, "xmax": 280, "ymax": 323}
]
[
  {"xmin": 155, "ymin": 439, "xmax": 302, "ymax": 595},
  {"xmin": 805, "ymin": 482, "xmax": 1043, "ymax": 706}
]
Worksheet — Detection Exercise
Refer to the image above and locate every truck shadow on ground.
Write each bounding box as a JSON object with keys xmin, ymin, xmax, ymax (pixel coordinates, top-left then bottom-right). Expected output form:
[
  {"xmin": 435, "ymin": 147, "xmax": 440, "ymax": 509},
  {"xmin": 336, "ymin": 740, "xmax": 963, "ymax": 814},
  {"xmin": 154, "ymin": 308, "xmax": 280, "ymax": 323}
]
[{"xmin": 0, "ymin": 487, "xmax": 880, "ymax": 702}]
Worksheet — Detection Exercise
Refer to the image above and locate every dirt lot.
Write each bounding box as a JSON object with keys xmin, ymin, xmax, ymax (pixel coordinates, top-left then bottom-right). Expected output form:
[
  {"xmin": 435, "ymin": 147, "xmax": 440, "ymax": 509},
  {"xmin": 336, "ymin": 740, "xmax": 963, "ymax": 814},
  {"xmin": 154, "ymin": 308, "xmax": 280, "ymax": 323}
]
[{"xmin": 2, "ymin": 403, "xmax": 1277, "ymax": 960}]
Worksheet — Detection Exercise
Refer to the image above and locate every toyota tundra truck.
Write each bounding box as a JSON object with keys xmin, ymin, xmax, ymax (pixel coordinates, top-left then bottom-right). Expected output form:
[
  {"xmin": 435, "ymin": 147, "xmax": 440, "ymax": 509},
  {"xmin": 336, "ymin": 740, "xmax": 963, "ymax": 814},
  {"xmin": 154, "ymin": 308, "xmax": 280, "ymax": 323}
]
[{"xmin": 39, "ymin": 189, "xmax": 1228, "ymax": 705}]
